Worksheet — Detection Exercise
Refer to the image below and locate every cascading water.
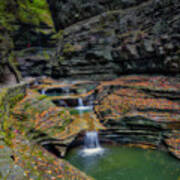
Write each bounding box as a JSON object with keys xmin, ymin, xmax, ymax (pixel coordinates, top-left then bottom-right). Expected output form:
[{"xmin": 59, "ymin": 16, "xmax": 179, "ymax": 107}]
[
  {"xmin": 64, "ymin": 87, "xmax": 70, "ymax": 95},
  {"xmin": 84, "ymin": 131, "xmax": 100, "ymax": 148},
  {"xmin": 81, "ymin": 131, "xmax": 104, "ymax": 156},
  {"xmin": 41, "ymin": 89, "xmax": 46, "ymax": 95},
  {"xmin": 34, "ymin": 80, "xmax": 39, "ymax": 86},
  {"xmin": 78, "ymin": 98, "xmax": 84, "ymax": 107},
  {"xmin": 76, "ymin": 98, "xmax": 93, "ymax": 111}
]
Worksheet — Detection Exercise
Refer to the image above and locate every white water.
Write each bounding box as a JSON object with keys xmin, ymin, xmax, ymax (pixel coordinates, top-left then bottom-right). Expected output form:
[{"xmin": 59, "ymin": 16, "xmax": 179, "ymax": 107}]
[
  {"xmin": 41, "ymin": 89, "xmax": 46, "ymax": 95},
  {"xmin": 76, "ymin": 98, "xmax": 93, "ymax": 111},
  {"xmin": 80, "ymin": 131, "xmax": 104, "ymax": 156},
  {"xmin": 78, "ymin": 98, "xmax": 84, "ymax": 106},
  {"xmin": 63, "ymin": 87, "xmax": 70, "ymax": 95},
  {"xmin": 34, "ymin": 81, "xmax": 39, "ymax": 86}
]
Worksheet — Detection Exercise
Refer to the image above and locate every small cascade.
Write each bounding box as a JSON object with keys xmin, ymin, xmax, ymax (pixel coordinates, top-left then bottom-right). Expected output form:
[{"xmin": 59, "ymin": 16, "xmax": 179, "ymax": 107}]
[
  {"xmin": 76, "ymin": 98, "xmax": 92, "ymax": 111},
  {"xmin": 41, "ymin": 89, "xmax": 46, "ymax": 95},
  {"xmin": 78, "ymin": 98, "xmax": 84, "ymax": 107},
  {"xmin": 34, "ymin": 80, "xmax": 39, "ymax": 86},
  {"xmin": 84, "ymin": 131, "xmax": 100, "ymax": 148},
  {"xmin": 64, "ymin": 87, "xmax": 70, "ymax": 95},
  {"xmin": 81, "ymin": 131, "xmax": 104, "ymax": 156}
]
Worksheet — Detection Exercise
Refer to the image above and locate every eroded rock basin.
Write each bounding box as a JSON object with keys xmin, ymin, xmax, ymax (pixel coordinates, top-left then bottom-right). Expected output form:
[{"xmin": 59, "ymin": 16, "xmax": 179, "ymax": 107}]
[{"xmin": 66, "ymin": 145, "xmax": 180, "ymax": 180}]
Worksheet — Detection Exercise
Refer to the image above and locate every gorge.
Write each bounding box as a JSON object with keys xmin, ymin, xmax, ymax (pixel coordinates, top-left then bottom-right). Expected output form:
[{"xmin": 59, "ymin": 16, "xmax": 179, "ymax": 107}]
[{"xmin": 0, "ymin": 0, "xmax": 180, "ymax": 179}]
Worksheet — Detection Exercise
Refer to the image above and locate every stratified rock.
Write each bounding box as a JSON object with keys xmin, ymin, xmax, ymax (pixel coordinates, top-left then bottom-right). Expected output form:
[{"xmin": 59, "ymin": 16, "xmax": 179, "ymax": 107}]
[
  {"xmin": 47, "ymin": 0, "xmax": 149, "ymax": 30},
  {"xmin": 52, "ymin": 0, "xmax": 180, "ymax": 80},
  {"xmin": 12, "ymin": 133, "xmax": 93, "ymax": 180},
  {"xmin": 16, "ymin": 0, "xmax": 180, "ymax": 80},
  {"xmin": 12, "ymin": 80, "xmax": 102, "ymax": 157},
  {"xmin": 0, "ymin": 80, "xmax": 94, "ymax": 179},
  {"xmin": 94, "ymin": 75, "xmax": 180, "ymax": 159}
]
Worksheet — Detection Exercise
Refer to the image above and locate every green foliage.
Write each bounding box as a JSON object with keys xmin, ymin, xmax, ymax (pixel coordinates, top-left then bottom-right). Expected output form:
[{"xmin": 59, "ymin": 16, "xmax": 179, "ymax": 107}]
[
  {"xmin": 51, "ymin": 30, "xmax": 64, "ymax": 40},
  {"xmin": 37, "ymin": 94, "xmax": 47, "ymax": 101},
  {"xmin": 57, "ymin": 55, "xmax": 65, "ymax": 63},
  {"xmin": 0, "ymin": 0, "xmax": 53, "ymax": 31},
  {"xmin": 9, "ymin": 93, "xmax": 24, "ymax": 109},
  {"xmin": 0, "ymin": 85, "xmax": 26, "ymax": 148},
  {"xmin": 0, "ymin": 0, "xmax": 54, "ymax": 81},
  {"xmin": 17, "ymin": 0, "xmax": 53, "ymax": 27}
]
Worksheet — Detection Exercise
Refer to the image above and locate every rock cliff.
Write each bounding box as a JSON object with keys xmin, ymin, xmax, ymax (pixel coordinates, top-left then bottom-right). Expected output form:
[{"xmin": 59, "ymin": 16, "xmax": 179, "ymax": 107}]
[
  {"xmin": 55, "ymin": 0, "xmax": 180, "ymax": 80},
  {"xmin": 17, "ymin": 0, "xmax": 180, "ymax": 80},
  {"xmin": 94, "ymin": 75, "xmax": 180, "ymax": 159}
]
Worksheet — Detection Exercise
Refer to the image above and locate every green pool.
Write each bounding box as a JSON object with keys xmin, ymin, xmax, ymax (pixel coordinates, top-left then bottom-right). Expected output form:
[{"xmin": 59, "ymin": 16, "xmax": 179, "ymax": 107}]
[{"xmin": 66, "ymin": 145, "xmax": 180, "ymax": 180}]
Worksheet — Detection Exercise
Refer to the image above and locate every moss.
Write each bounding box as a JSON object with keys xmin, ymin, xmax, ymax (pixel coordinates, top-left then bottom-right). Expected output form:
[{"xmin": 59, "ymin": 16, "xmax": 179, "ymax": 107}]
[
  {"xmin": 0, "ymin": 0, "xmax": 54, "ymax": 28},
  {"xmin": 0, "ymin": 84, "xmax": 26, "ymax": 148},
  {"xmin": 0, "ymin": 89, "xmax": 8, "ymax": 105},
  {"xmin": 0, "ymin": 89, "xmax": 9, "ymax": 122},
  {"xmin": 37, "ymin": 94, "xmax": 48, "ymax": 101},
  {"xmin": 42, "ymin": 51, "xmax": 51, "ymax": 60},
  {"xmin": 8, "ymin": 52, "xmax": 22, "ymax": 81},
  {"xmin": 63, "ymin": 43, "xmax": 76, "ymax": 54},
  {"xmin": 51, "ymin": 30, "xmax": 64, "ymax": 40},
  {"xmin": 9, "ymin": 93, "xmax": 24, "ymax": 109},
  {"xmin": 57, "ymin": 55, "xmax": 65, "ymax": 63}
]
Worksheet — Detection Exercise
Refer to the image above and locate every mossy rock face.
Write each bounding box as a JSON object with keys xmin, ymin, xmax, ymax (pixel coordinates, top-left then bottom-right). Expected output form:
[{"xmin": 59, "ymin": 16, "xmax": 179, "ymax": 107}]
[
  {"xmin": 12, "ymin": 79, "xmax": 103, "ymax": 149},
  {"xmin": 15, "ymin": 0, "xmax": 180, "ymax": 80},
  {"xmin": 0, "ymin": 32, "xmax": 19, "ymax": 85},
  {"xmin": 47, "ymin": 0, "xmax": 149, "ymax": 30},
  {"xmin": 0, "ymin": 0, "xmax": 55, "ymax": 51},
  {"xmin": 16, "ymin": 47, "xmax": 56, "ymax": 77},
  {"xmin": 11, "ymin": 134, "xmax": 93, "ymax": 180},
  {"xmin": 13, "ymin": 89, "xmax": 79, "ymax": 157},
  {"xmin": 11, "ymin": 87, "xmax": 95, "ymax": 179},
  {"xmin": 0, "ymin": 83, "xmax": 27, "ymax": 180},
  {"xmin": 0, "ymin": 82, "xmax": 93, "ymax": 179},
  {"xmin": 0, "ymin": 140, "xmax": 26, "ymax": 180},
  {"xmin": 51, "ymin": 0, "xmax": 180, "ymax": 80},
  {"xmin": 0, "ymin": 0, "xmax": 56, "ymax": 83}
]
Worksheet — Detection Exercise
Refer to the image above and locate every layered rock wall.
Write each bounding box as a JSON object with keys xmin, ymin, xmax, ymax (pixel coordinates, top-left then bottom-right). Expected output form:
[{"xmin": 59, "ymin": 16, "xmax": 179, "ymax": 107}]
[
  {"xmin": 94, "ymin": 76, "xmax": 180, "ymax": 159},
  {"xmin": 55, "ymin": 0, "xmax": 180, "ymax": 80},
  {"xmin": 17, "ymin": 0, "xmax": 180, "ymax": 80},
  {"xmin": 47, "ymin": 0, "xmax": 149, "ymax": 30}
]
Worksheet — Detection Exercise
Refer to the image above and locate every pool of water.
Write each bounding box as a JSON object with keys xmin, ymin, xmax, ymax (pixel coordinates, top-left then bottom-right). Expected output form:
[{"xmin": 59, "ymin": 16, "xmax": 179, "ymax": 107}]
[
  {"xmin": 66, "ymin": 145, "xmax": 180, "ymax": 180},
  {"xmin": 69, "ymin": 107, "xmax": 93, "ymax": 115}
]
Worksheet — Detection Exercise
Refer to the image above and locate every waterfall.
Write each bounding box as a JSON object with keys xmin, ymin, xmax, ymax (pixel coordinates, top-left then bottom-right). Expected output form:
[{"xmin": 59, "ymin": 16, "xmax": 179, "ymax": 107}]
[
  {"xmin": 78, "ymin": 98, "xmax": 84, "ymax": 107},
  {"xmin": 65, "ymin": 88, "xmax": 70, "ymax": 95},
  {"xmin": 76, "ymin": 98, "xmax": 93, "ymax": 111},
  {"xmin": 34, "ymin": 80, "xmax": 39, "ymax": 86},
  {"xmin": 62, "ymin": 87, "xmax": 70, "ymax": 95},
  {"xmin": 84, "ymin": 131, "xmax": 100, "ymax": 148},
  {"xmin": 81, "ymin": 131, "xmax": 104, "ymax": 156},
  {"xmin": 41, "ymin": 89, "xmax": 46, "ymax": 95}
]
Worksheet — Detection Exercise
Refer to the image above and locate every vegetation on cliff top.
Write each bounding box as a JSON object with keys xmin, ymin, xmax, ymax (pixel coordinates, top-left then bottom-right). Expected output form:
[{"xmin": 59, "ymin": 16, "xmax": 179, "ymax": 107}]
[
  {"xmin": 0, "ymin": 0, "xmax": 54, "ymax": 84},
  {"xmin": 0, "ymin": 0, "xmax": 53, "ymax": 31}
]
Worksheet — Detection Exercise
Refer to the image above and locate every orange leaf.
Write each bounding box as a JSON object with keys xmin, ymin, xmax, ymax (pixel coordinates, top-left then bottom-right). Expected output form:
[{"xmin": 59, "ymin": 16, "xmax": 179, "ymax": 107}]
[{"xmin": 0, "ymin": 145, "xmax": 4, "ymax": 149}]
